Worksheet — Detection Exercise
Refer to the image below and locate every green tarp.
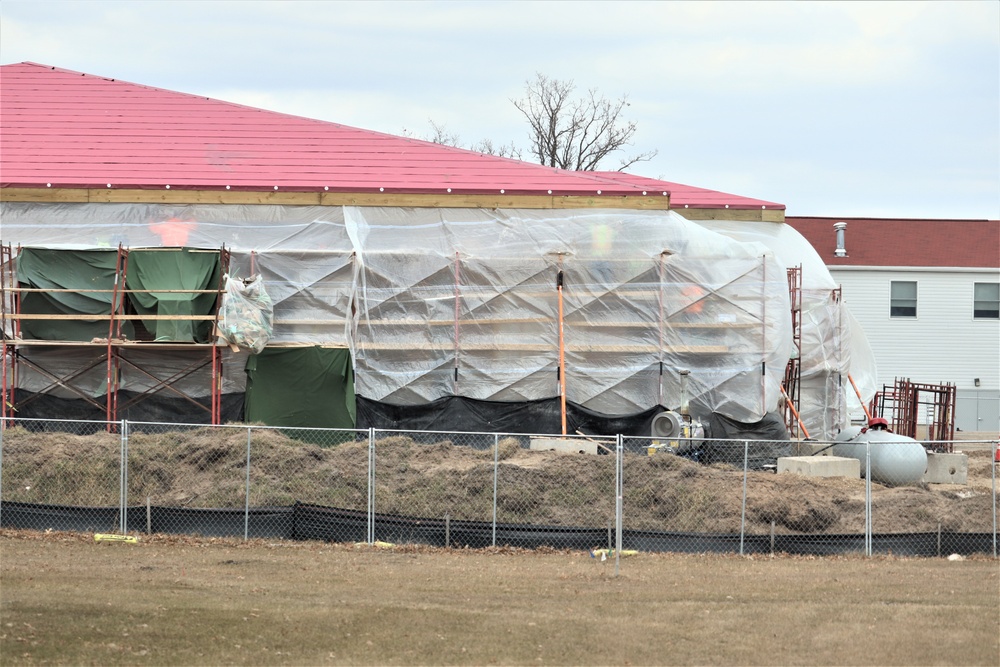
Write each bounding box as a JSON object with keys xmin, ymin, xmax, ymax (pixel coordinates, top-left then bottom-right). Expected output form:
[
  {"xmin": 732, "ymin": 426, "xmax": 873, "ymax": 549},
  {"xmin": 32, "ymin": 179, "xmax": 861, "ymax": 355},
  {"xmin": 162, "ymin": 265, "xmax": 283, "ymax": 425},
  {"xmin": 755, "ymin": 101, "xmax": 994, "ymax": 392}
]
[
  {"xmin": 16, "ymin": 248, "xmax": 134, "ymax": 341},
  {"xmin": 244, "ymin": 347, "xmax": 356, "ymax": 430},
  {"xmin": 125, "ymin": 249, "xmax": 221, "ymax": 342},
  {"xmin": 15, "ymin": 247, "xmax": 220, "ymax": 343}
]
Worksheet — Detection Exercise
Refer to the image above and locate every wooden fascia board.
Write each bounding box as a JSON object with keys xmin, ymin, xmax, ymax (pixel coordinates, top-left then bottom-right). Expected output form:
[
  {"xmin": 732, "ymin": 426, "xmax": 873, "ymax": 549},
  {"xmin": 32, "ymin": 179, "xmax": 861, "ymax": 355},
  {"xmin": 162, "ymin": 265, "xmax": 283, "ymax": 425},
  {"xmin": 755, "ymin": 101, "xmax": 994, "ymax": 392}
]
[
  {"xmin": 0, "ymin": 187, "xmax": 671, "ymax": 210},
  {"xmin": 676, "ymin": 207, "xmax": 785, "ymax": 223}
]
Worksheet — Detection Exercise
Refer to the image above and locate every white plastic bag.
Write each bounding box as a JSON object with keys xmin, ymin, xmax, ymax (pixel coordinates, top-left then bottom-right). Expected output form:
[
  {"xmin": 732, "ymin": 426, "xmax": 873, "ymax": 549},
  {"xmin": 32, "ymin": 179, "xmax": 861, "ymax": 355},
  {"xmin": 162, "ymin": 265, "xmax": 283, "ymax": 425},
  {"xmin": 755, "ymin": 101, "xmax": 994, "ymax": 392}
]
[{"xmin": 218, "ymin": 274, "xmax": 273, "ymax": 354}]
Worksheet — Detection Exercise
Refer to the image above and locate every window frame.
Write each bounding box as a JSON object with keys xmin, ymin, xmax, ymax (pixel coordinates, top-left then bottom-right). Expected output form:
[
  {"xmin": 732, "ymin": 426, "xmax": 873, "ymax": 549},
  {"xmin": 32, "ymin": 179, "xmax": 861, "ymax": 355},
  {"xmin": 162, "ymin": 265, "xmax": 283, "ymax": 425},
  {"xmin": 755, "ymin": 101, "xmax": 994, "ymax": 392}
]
[
  {"xmin": 889, "ymin": 280, "xmax": 917, "ymax": 318},
  {"xmin": 973, "ymin": 282, "xmax": 1000, "ymax": 319}
]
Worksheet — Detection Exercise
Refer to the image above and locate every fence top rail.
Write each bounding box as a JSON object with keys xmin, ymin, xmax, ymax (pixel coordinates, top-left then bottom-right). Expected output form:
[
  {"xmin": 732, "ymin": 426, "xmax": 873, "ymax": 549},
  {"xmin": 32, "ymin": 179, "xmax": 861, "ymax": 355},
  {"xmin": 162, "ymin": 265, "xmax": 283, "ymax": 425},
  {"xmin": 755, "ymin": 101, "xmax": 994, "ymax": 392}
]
[
  {"xmin": 2, "ymin": 417, "xmax": 993, "ymax": 448},
  {"xmin": 2, "ymin": 416, "xmax": 121, "ymax": 426},
  {"xmin": 130, "ymin": 421, "xmax": 363, "ymax": 434}
]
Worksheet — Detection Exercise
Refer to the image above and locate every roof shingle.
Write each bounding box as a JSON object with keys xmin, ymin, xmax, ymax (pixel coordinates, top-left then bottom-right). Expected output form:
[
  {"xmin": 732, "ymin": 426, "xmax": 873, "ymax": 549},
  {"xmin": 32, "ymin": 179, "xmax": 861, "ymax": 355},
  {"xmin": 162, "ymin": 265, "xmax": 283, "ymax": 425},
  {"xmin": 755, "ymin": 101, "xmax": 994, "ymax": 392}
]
[{"xmin": 785, "ymin": 216, "xmax": 1000, "ymax": 268}]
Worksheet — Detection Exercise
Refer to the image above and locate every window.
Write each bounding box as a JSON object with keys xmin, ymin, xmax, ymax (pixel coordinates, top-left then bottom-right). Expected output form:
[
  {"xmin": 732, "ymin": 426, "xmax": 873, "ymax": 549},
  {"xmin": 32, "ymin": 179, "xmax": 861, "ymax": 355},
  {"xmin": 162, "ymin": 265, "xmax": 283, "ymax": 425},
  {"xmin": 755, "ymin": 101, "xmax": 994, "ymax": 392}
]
[
  {"xmin": 974, "ymin": 282, "xmax": 1000, "ymax": 319},
  {"xmin": 890, "ymin": 281, "xmax": 917, "ymax": 317}
]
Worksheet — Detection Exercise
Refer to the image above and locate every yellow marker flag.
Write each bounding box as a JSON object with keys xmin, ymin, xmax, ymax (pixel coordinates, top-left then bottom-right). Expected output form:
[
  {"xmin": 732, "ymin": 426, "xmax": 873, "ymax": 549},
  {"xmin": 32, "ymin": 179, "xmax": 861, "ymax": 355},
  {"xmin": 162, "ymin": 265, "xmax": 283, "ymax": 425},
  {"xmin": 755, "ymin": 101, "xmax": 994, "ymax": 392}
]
[{"xmin": 94, "ymin": 533, "xmax": 138, "ymax": 544}]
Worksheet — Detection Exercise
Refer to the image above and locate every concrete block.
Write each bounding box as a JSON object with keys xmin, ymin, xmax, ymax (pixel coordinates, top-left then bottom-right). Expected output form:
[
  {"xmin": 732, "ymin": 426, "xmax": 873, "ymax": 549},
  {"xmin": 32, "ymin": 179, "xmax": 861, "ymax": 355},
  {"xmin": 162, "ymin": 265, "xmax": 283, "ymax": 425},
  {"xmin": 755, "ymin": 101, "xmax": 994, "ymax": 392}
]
[
  {"xmin": 922, "ymin": 452, "xmax": 968, "ymax": 485},
  {"xmin": 791, "ymin": 441, "xmax": 836, "ymax": 457},
  {"xmin": 529, "ymin": 437, "xmax": 599, "ymax": 456},
  {"xmin": 777, "ymin": 455, "xmax": 860, "ymax": 479}
]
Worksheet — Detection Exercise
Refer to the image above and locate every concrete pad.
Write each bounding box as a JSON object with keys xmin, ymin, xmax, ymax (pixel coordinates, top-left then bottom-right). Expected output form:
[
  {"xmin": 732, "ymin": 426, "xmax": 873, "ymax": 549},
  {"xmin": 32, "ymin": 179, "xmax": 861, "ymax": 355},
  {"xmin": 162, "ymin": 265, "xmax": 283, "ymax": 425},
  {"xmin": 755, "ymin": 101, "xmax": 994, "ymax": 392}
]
[
  {"xmin": 922, "ymin": 452, "xmax": 968, "ymax": 485},
  {"xmin": 778, "ymin": 455, "xmax": 860, "ymax": 479},
  {"xmin": 791, "ymin": 441, "xmax": 836, "ymax": 457},
  {"xmin": 529, "ymin": 437, "xmax": 599, "ymax": 456}
]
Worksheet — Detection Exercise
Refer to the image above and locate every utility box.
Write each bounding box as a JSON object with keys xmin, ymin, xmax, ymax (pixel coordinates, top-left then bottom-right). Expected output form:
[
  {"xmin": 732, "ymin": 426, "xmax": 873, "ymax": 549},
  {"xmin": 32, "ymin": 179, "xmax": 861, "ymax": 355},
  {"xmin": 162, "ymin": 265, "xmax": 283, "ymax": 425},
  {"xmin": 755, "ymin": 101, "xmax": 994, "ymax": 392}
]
[
  {"xmin": 778, "ymin": 455, "xmax": 860, "ymax": 479},
  {"xmin": 922, "ymin": 452, "xmax": 968, "ymax": 485}
]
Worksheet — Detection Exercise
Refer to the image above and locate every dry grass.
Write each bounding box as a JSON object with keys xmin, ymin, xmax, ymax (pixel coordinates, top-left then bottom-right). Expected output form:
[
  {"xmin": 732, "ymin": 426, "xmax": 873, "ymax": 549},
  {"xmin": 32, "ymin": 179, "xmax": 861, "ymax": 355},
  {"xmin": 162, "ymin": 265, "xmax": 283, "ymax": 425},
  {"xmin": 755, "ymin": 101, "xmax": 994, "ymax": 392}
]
[
  {"xmin": 1, "ymin": 529, "xmax": 997, "ymax": 666},
  {"xmin": 3, "ymin": 426, "xmax": 997, "ymax": 535}
]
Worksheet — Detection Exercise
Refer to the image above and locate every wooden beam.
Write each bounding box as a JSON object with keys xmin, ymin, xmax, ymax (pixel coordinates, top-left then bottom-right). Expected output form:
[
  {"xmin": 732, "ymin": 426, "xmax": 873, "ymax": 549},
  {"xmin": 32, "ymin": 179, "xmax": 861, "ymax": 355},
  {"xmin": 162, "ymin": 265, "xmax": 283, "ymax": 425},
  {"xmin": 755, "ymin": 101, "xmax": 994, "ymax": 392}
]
[
  {"xmin": 1, "ymin": 187, "xmax": 788, "ymax": 220},
  {"xmin": 1, "ymin": 187, "xmax": 671, "ymax": 210},
  {"xmin": 675, "ymin": 207, "xmax": 785, "ymax": 223},
  {"xmin": 357, "ymin": 341, "xmax": 728, "ymax": 353}
]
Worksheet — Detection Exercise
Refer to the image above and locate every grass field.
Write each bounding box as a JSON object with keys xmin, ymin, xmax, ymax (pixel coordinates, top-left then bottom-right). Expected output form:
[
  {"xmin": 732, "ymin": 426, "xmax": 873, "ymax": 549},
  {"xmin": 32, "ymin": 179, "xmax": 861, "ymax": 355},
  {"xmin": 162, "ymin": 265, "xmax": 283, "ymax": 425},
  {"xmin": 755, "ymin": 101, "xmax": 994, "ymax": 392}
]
[{"xmin": 1, "ymin": 529, "xmax": 997, "ymax": 666}]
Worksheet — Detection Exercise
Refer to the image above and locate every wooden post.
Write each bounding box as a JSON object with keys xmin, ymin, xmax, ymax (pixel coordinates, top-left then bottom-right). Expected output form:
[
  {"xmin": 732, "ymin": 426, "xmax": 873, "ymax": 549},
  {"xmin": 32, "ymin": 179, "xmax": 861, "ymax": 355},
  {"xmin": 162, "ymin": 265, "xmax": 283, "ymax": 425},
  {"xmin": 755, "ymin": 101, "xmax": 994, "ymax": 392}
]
[{"xmin": 557, "ymin": 266, "xmax": 567, "ymax": 435}]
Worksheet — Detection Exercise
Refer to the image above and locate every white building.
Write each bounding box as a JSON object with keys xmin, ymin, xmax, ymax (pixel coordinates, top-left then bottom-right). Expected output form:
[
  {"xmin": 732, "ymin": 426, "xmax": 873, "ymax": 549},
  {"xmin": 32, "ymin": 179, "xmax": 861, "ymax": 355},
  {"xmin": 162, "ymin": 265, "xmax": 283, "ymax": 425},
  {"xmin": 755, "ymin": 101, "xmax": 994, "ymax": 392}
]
[{"xmin": 785, "ymin": 216, "xmax": 1000, "ymax": 434}]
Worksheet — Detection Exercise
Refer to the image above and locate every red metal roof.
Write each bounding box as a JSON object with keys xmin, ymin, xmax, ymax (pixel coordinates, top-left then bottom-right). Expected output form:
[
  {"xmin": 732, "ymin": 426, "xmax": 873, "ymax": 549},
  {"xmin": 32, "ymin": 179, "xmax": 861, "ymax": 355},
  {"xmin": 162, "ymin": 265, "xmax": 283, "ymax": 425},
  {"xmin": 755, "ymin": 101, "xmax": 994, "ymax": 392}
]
[
  {"xmin": 0, "ymin": 62, "xmax": 786, "ymax": 210},
  {"xmin": 785, "ymin": 216, "xmax": 1000, "ymax": 268},
  {"xmin": 591, "ymin": 172, "xmax": 784, "ymax": 210},
  {"xmin": 0, "ymin": 62, "xmax": 649, "ymax": 197}
]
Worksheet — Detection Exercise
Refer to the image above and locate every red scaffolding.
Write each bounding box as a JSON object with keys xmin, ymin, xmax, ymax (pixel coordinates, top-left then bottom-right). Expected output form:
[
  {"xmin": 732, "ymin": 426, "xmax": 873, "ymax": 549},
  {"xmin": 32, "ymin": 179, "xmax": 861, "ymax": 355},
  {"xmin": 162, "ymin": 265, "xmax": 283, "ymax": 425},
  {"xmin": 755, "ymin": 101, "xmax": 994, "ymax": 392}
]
[
  {"xmin": 782, "ymin": 265, "xmax": 803, "ymax": 438},
  {"xmin": 1, "ymin": 243, "xmax": 231, "ymax": 426},
  {"xmin": 872, "ymin": 377, "xmax": 957, "ymax": 451}
]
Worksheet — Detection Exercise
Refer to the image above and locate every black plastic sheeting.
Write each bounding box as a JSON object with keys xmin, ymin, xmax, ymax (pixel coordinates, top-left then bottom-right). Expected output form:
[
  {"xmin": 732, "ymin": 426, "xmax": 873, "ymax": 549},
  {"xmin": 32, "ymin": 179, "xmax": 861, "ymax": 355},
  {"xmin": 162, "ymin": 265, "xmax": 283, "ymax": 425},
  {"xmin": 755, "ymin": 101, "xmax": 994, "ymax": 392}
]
[
  {"xmin": 0, "ymin": 502, "xmax": 292, "ymax": 538},
  {"xmin": 10, "ymin": 388, "xmax": 788, "ymax": 444},
  {"xmin": 8, "ymin": 390, "xmax": 245, "ymax": 426},
  {"xmin": 2, "ymin": 502, "xmax": 995, "ymax": 557},
  {"xmin": 358, "ymin": 395, "xmax": 671, "ymax": 437},
  {"xmin": 697, "ymin": 411, "xmax": 791, "ymax": 468}
]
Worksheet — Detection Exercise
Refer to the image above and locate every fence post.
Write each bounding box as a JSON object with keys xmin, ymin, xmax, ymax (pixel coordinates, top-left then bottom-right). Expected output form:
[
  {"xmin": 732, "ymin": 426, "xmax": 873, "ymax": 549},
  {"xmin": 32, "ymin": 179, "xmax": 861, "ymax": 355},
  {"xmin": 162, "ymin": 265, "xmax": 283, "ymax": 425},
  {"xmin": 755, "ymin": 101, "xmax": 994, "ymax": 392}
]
[
  {"xmin": 367, "ymin": 427, "xmax": 375, "ymax": 545},
  {"xmin": 120, "ymin": 420, "xmax": 128, "ymax": 533},
  {"xmin": 614, "ymin": 434, "xmax": 623, "ymax": 577},
  {"xmin": 244, "ymin": 426, "xmax": 252, "ymax": 542},
  {"xmin": 492, "ymin": 433, "xmax": 498, "ymax": 548},
  {"xmin": 740, "ymin": 439, "xmax": 749, "ymax": 556},
  {"xmin": 992, "ymin": 449, "xmax": 997, "ymax": 559},
  {"xmin": 865, "ymin": 439, "xmax": 872, "ymax": 557}
]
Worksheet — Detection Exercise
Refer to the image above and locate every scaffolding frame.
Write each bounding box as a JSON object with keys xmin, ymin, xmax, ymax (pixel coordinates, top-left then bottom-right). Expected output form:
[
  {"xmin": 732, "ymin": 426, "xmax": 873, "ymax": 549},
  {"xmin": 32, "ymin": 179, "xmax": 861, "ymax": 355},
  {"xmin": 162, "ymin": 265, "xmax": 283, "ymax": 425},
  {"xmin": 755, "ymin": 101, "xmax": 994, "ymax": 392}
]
[
  {"xmin": 872, "ymin": 377, "xmax": 957, "ymax": 451},
  {"xmin": 782, "ymin": 265, "xmax": 803, "ymax": 438},
  {"xmin": 1, "ymin": 243, "xmax": 231, "ymax": 426}
]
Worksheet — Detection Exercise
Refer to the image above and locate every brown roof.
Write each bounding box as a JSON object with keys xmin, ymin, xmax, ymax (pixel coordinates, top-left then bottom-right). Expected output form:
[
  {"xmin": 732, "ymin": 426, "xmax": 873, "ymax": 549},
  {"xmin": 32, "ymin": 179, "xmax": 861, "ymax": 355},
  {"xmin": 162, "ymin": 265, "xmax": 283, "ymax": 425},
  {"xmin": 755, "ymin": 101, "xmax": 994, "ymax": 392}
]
[{"xmin": 784, "ymin": 216, "xmax": 1000, "ymax": 268}]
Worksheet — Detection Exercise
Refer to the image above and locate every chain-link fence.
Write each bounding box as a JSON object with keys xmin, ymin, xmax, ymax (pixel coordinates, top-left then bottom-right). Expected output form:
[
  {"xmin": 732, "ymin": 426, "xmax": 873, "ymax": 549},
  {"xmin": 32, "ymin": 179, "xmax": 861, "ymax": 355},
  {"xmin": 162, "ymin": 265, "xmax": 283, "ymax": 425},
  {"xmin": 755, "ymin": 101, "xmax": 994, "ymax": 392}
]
[{"xmin": 2, "ymin": 418, "xmax": 997, "ymax": 558}]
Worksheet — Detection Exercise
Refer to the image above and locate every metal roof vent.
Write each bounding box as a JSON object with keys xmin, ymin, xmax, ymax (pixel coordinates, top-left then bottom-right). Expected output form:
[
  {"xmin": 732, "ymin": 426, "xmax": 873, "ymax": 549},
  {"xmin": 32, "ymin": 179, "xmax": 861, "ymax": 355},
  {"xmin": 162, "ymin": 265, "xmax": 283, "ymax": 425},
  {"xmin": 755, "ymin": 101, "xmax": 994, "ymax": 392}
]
[{"xmin": 833, "ymin": 221, "xmax": 848, "ymax": 257}]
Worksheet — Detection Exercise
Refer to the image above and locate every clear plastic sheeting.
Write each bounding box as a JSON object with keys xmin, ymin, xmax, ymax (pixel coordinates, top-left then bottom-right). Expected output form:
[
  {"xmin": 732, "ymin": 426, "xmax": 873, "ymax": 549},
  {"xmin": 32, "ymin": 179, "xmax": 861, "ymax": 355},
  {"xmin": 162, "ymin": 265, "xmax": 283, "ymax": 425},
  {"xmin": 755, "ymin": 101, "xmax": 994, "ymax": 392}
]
[
  {"xmin": 3, "ymin": 202, "xmax": 801, "ymax": 423},
  {"xmin": 12, "ymin": 346, "xmax": 248, "ymax": 398},
  {"xmin": 337, "ymin": 207, "xmax": 788, "ymax": 422},
  {"xmin": 695, "ymin": 219, "xmax": 877, "ymax": 438}
]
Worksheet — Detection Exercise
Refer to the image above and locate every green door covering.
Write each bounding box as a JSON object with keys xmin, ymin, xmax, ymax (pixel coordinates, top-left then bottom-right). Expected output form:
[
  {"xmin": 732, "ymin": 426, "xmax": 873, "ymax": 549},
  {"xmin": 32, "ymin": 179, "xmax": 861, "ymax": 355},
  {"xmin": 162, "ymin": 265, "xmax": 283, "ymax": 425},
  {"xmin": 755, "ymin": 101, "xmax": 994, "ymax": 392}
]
[
  {"xmin": 16, "ymin": 248, "xmax": 135, "ymax": 341},
  {"xmin": 244, "ymin": 347, "xmax": 357, "ymax": 431},
  {"xmin": 125, "ymin": 249, "xmax": 221, "ymax": 342}
]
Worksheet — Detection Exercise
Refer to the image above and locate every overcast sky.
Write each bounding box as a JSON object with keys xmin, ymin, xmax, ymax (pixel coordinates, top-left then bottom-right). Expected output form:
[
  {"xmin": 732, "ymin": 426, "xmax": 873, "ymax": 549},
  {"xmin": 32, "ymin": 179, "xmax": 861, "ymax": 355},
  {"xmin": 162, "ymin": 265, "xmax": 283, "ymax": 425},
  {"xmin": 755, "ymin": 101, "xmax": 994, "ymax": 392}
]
[{"xmin": 2, "ymin": 0, "xmax": 997, "ymax": 219}]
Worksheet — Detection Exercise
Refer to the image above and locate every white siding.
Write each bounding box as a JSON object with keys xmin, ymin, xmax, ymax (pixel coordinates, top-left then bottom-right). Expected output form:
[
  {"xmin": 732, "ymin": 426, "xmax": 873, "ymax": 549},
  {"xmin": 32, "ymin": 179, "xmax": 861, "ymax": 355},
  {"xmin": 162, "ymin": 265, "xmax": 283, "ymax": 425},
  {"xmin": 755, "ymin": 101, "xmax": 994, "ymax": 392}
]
[{"xmin": 832, "ymin": 268, "xmax": 1000, "ymax": 397}]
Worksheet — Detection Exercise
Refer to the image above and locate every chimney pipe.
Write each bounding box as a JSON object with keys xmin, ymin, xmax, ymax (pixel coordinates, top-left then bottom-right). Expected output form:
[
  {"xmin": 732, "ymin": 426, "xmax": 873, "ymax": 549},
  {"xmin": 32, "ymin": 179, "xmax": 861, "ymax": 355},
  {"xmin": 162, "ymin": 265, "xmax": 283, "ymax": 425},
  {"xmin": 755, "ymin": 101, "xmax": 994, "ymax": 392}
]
[{"xmin": 833, "ymin": 221, "xmax": 848, "ymax": 257}]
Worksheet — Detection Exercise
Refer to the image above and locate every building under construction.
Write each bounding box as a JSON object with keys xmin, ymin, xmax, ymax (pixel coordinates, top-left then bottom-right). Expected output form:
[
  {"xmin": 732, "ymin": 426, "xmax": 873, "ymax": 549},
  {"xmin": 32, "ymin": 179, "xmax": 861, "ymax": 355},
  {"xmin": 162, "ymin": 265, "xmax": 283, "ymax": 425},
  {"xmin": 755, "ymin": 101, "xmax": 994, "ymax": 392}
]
[{"xmin": 0, "ymin": 62, "xmax": 873, "ymax": 438}]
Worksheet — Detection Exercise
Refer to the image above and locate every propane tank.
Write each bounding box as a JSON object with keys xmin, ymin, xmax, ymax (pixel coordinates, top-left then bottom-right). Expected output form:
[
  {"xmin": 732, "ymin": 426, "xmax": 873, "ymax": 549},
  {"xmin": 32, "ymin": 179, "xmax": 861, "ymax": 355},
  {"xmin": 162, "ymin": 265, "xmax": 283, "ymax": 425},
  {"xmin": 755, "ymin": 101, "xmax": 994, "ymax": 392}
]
[{"xmin": 832, "ymin": 419, "xmax": 928, "ymax": 486}]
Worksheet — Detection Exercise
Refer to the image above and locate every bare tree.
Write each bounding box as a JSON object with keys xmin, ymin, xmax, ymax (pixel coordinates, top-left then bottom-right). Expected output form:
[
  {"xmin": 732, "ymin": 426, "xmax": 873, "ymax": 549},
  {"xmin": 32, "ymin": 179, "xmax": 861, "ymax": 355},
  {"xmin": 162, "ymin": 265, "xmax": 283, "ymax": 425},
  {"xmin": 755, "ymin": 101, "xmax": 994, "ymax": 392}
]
[
  {"xmin": 401, "ymin": 120, "xmax": 462, "ymax": 146},
  {"xmin": 403, "ymin": 120, "xmax": 523, "ymax": 160},
  {"xmin": 468, "ymin": 138, "xmax": 523, "ymax": 160},
  {"xmin": 403, "ymin": 74, "xmax": 653, "ymax": 170},
  {"xmin": 513, "ymin": 73, "xmax": 657, "ymax": 171},
  {"xmin": 426, "ymin": 120, "xmax": 462, "ymax": 147}
]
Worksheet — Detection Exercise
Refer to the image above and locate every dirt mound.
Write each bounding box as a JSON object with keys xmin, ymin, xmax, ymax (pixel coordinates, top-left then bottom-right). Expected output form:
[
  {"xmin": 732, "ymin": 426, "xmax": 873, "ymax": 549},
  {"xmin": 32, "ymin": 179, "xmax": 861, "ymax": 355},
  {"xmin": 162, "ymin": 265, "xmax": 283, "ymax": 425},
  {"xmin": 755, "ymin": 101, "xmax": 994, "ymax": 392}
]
[{"xmin": 2, "ymin": 426, "xmax": 996, "ymax": 534}]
